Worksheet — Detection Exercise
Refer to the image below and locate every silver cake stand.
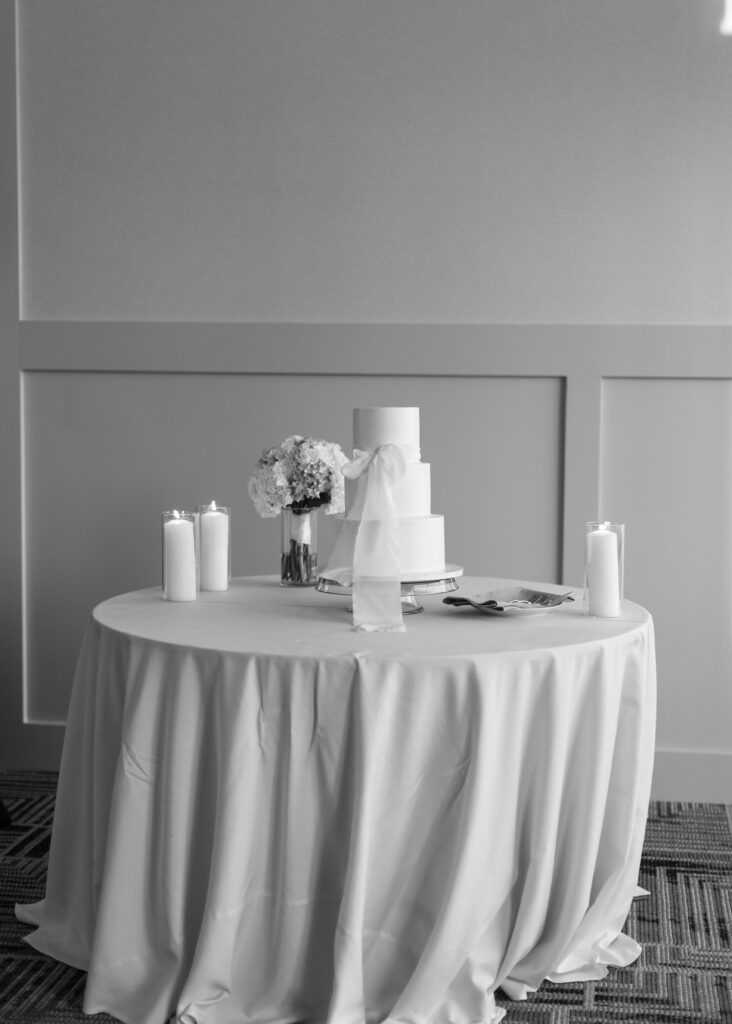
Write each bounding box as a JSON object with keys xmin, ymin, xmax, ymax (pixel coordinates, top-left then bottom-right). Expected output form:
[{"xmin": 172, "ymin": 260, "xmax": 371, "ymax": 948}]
[{"xmin": 316, "ymin": 564, "xmax": 464, "ymax": 614}]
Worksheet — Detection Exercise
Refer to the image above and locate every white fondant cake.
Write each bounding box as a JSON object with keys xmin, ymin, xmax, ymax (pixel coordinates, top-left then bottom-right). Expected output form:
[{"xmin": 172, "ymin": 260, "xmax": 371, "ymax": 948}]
[
  {"xmin": 353, "ymin": 406, "xmax": 421, "ymax": 455},
  {"xmin": 333, "ymin": 407, "xmax": 446, "ymax": 577}
]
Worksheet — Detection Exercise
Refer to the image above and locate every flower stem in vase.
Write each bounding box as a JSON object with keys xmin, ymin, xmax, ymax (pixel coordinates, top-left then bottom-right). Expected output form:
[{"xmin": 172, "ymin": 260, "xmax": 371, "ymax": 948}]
[{"xmin": 281, "ymin": 508, "xmax": 318, "ymax": 586}]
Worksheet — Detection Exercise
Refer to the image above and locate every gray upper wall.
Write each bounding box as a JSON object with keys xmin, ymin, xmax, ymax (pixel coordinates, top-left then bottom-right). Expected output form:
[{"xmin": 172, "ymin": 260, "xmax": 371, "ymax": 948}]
[{"xmin": 16, "ymin": 0, "xmax": 732, "ymax": 324}]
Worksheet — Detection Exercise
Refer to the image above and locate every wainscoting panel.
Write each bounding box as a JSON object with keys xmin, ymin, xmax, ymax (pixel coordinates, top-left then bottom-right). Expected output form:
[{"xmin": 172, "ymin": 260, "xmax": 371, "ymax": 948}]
[
  {"xmin": 21, "ymin": 370, "xmax": 564, "ymax": 724},
  {"xmin": 601, "ymin": 377, "xmax": 732, "ymax": 798},
  {"xmin": 5, "ymin": 1, "xmax": 732, "ymax": 799}
]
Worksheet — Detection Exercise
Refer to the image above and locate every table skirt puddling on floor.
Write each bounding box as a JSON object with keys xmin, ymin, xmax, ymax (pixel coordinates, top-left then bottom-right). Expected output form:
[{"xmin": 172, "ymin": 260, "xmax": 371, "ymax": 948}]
[{"xmin": 17, "ymin": 577, "xmax": 656, "ymax": 1024}]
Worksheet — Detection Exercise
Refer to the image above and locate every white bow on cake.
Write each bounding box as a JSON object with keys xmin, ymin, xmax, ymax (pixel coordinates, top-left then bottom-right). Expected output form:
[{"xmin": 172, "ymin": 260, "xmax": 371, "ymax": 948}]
[{"xmin": 326, "ymin": 443, "xmax": 412, "ymax": 632}]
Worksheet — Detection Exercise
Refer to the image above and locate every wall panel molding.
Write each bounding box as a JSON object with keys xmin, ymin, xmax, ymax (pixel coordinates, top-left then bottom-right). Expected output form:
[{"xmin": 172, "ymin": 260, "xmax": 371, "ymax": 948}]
[
  {"xmin": 561, "ymin": 374, "xmax": 602, "ymax": 585},
  {"xmin": 9, "ymin": 322, "xmax": 732, "ymax": 802},
  {"xmin": 18, "ymin": 321, "xmax": 732, "ymax": 377},
  {"xmin": 4, "ymin": 0, "xmax": 732, "ymax": 799}
]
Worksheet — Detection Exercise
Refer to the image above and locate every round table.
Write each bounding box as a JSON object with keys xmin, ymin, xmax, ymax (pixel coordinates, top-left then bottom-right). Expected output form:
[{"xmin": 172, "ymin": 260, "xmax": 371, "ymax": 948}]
[{"xmin": 17, "ymin": 576, "xmax": 656, "ymax": 1024}]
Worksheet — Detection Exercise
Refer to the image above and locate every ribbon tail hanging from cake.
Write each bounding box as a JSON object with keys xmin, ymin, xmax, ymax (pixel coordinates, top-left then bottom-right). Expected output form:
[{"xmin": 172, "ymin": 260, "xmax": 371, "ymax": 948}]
[{"xmin": 324, "ymin": 444, "xmax": 408, "ymax": 632}]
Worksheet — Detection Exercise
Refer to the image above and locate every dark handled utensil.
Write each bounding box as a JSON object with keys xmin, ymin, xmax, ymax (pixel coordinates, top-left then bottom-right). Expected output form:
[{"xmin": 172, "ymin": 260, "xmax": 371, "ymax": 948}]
[
  {"xmin": 442, "ymin": 595, "xmax": 503, "ymax": 613},
  {"xmin": 443, "ymin": 588, "xmax": 575, "ymax": 615}
]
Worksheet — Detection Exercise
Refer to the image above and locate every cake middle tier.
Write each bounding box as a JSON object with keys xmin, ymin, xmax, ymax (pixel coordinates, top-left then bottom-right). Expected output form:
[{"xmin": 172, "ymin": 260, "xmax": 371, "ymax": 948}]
[
  {"xmin": 345, "ymin": 461, "xmax": 431, "ymax": 519},
  {"xmin": 329, "ymin": 514, "xmax": 445, "ymax": 577}
]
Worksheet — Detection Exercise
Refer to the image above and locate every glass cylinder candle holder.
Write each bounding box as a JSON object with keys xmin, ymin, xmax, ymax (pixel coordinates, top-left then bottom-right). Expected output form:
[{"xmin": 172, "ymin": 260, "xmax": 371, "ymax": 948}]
[
  {"xmin": 584, "ymin": 521, "xmax": 624, "ymax": 617},
  {"xmin": 196, "ymin": 501, "xmax": 231, "ymax": 591},
  {"xmin": 162, "ymin": 510, "xmax": 198, "ymax": 601}
]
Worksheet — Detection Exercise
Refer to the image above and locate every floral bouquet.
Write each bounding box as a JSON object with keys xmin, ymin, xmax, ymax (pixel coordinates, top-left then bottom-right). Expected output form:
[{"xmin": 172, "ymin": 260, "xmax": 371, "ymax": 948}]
[{"xmin": 248, "ymin": 435, "xmax": 347, "ymax": 585}]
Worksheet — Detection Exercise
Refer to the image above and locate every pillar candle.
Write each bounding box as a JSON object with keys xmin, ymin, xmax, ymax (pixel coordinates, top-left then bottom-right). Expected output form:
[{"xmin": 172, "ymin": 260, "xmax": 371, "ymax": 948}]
[
  {"xmin": 199, "ymin": 502, "xmax": 230, "ymax": 591},
  {"xmin": 587, "ymin": 525, "xmax": 620, "ymax": 617},
  {"xmin": 164, "ymin": 513, "xmax": 197, "ymax": 601}
]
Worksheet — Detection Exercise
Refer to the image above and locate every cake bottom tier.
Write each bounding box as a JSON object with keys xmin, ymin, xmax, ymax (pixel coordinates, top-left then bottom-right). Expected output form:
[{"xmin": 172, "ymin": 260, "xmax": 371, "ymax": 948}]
[{"xmin": 327, "ymin": 514, "xmax": 445, "ymax": 578}]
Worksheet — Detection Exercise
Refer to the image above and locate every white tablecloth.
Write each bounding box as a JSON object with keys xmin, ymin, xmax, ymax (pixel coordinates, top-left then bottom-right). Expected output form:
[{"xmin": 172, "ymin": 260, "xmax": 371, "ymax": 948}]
[{"xmin": 17, "ymin": 576, "xmax": 656, "ymax": 1024}]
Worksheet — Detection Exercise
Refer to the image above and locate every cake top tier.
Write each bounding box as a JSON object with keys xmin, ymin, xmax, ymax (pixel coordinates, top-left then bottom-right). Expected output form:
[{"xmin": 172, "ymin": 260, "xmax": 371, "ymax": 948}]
[{"xmin": 353, "ymin": 407, "xmax": 420, "ymax": 454}]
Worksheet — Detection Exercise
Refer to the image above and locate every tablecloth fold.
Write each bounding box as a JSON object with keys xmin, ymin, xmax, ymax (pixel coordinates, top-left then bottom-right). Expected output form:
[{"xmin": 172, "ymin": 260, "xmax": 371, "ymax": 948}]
[{"xmin": 17, "ymin": 578, "xmax": 656, "ymax": 1024}]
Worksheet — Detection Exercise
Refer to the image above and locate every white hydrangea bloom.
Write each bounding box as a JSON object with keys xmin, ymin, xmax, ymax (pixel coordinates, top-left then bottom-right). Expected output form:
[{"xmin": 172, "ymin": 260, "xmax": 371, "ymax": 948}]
[{"xmin": 248, "ymin": 435, "xmax": 348, "ymax": 517}]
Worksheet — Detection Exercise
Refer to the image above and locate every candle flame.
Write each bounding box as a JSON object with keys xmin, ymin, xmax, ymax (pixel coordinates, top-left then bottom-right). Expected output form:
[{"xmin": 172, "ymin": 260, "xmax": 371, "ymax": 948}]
[
  {"xmin": 210, "ymin": 500, "xmax": 217, "ymax": 511},
  {"xmin": 173, "ymin": 509, "xmax": 180, "ymax": 519}
]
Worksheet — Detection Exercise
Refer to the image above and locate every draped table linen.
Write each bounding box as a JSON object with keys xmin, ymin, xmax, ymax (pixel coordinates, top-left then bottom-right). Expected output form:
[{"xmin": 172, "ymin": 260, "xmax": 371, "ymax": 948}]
[{"xmin": 17, "ymin": 576, "xmax": 656, "ymax": 1024}]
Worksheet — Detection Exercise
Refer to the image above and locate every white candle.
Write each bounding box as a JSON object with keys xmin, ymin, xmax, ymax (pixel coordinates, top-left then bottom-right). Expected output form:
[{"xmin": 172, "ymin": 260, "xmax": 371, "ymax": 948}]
[
  {"xmin": 199, "ymin": 501, "xmax": 230, "ymax": 591},
  {"xmin": 163, "ymin": 512, "xmax": 197, "ymax": 601},
  {"xmin": 587, "ymin": 524, "xmax": 620, "ymax": 617}
]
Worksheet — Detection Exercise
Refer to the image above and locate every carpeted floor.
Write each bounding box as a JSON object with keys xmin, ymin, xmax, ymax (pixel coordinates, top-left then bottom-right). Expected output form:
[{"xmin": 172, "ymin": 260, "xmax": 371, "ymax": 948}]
[{"xmin": 0, "ymin": 769, "xmax": 731, "ymax": 1023}]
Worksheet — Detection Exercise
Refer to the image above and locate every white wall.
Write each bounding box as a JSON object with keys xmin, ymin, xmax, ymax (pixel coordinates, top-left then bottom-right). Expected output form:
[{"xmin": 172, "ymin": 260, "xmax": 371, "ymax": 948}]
[
  {"xmin": 17, "ymin": 0, "xmax": 732, "ymax": 324},
  {"xmin": 2, "ymin": 1, "xmax": 732, "ymax": 800}
]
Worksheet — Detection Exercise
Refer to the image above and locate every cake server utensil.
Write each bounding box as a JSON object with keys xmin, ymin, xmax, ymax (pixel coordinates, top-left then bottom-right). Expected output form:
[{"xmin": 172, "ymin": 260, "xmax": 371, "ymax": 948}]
[
  {"xmin": 443, "ymin": 588, "xmax": 575, "ymax": 615},
  {"xmin": 442, "ymin": 595, "xmax": 503, "ymax": 613}
]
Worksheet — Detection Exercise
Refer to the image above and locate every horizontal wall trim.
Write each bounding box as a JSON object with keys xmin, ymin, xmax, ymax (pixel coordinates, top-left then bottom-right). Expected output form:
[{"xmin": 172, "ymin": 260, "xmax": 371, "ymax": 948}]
[
  {"xmin": 18, "ymin": 322, "xmax": 732, "ymax": 377},
  {"xmin": 651, "ymin": 748, "xmax": 732, "ymax": 803}
]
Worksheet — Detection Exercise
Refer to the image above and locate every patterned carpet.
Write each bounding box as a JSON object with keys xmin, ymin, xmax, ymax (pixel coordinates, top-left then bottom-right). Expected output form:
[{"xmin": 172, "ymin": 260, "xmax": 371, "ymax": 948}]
[{"xmin": 0, "ymin": 769, "xmax": 731, "ymax": 1024}]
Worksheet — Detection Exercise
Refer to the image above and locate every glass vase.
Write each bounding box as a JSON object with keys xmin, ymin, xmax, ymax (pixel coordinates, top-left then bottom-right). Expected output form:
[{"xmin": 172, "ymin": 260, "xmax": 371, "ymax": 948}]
[{"xmin": 281, "ymin": 507, "xmax": 318, "ymax": 586}]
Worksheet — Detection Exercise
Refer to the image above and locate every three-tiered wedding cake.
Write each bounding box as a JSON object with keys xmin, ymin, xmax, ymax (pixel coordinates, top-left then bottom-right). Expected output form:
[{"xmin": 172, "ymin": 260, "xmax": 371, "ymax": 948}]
[{"xmin": 328, "ymin": 406, "xmax": 446, "ymax": 577}]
